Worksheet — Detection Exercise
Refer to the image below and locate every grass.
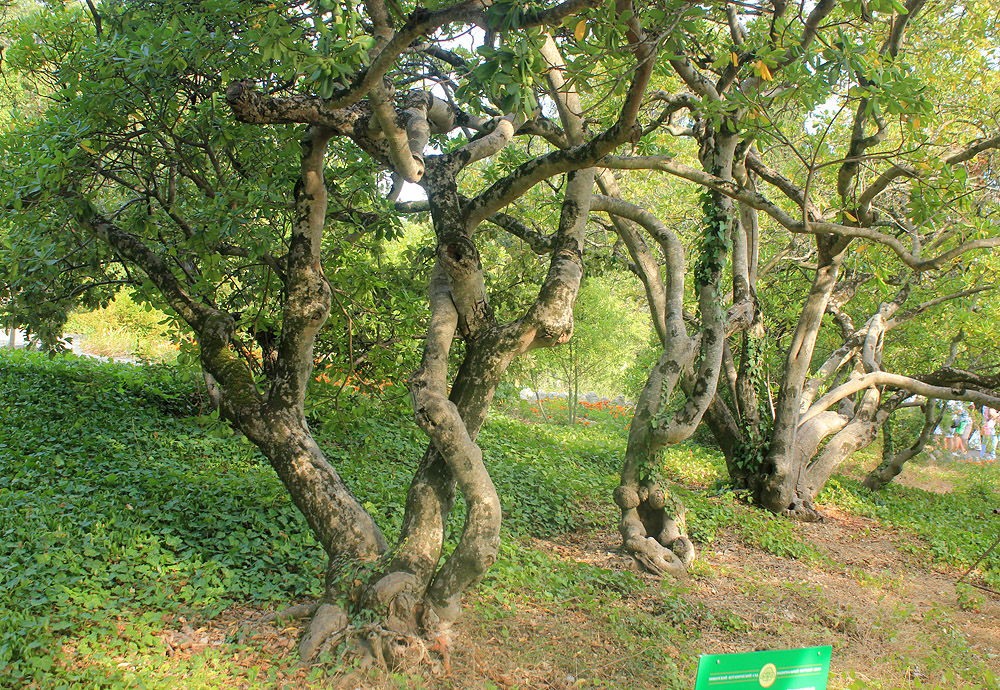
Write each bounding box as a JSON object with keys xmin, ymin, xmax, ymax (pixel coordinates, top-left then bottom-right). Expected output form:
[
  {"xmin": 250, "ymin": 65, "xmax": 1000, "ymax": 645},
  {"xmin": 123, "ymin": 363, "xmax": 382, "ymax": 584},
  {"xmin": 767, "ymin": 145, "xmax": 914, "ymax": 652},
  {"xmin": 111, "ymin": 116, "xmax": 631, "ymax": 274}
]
[
  {"xmin": 2, "ymin": 351, "xmax": 999, "ymax": 688},
  {"xmin": 817, "ymin": 463, "xmax": 1000, "ymax": 589},
  {"xmin": 0, "ymin": 352, "xmax": 640, "ymax": 688}
]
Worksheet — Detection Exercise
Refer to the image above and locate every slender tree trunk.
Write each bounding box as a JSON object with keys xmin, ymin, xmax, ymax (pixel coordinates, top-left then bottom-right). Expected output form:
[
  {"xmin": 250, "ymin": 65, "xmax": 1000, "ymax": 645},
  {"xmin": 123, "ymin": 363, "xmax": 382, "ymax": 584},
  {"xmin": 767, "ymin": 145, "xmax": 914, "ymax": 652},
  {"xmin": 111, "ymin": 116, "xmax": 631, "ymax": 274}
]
[
  {"xmin": 703, "ymin": 394, "xmax": 741, "ymax": 469},
  {"xmin": 600, "ymin": 162, "xmax": 730, "ymax": 575},
  {"xmin": 864, "ymin": 401, "xmax": 940, "ymax": 490},
  {"xmin": 374, "ymin": 156, "xmax": 598, "ymax": 650},
  {"xmin": 615, "ymin": 349, "xmax": 697, "ymax": 577}
]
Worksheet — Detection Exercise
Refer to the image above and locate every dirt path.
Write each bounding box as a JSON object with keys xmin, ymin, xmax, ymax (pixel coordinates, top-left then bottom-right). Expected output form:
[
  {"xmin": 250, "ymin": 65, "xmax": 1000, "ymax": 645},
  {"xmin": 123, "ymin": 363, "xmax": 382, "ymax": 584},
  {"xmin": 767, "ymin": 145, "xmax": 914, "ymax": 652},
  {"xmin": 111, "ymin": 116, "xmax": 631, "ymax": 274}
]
[
  {"xmin": 698, "ymin": 510, "xmax": 998, "ymax": 684},
  {"xmin": 519, "ymin": 508, "xmax": 1000, "ymax": 688}
]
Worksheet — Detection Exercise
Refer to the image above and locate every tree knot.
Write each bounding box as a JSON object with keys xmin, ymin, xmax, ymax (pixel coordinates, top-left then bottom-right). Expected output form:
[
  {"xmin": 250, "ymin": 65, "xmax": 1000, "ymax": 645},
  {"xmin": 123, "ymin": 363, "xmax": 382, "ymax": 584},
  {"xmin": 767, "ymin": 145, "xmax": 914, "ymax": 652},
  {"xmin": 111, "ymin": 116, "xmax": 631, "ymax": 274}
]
[{"xmin": 613, "ymin": 485, "xmax": 640, "ymax": 510}]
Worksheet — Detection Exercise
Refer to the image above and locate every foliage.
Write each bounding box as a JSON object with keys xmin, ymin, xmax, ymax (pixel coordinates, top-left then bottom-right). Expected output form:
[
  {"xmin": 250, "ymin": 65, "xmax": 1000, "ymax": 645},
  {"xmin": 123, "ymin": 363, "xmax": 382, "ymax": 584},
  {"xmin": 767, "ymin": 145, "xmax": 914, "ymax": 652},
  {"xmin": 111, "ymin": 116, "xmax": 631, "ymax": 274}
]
[
  {"xmin": 5, "ymin": 350, "xmax": 1000, "ymax": 686},
  {"xmin": 684, "ymin": 491, "xmax": 829, "ymax": 563},
  {"xmin": 514, "ymin": 274, "xmax": 654, "ymax": 415},
  {"xmin": 819, "ymin": 470, "xmax": 1000, "ymax": 588},
  {"xmin": 0, "ymin": 351, "xmax": 328, "ymax": 687},
  {"xmin": 728, "ymin": 333, "xmax": 772, "ymax": 477},
  {"xmin": 692, "ymin": 191, "xmax": 730, "ymax": 290},
  {"xmin": 64, "ymin": 289, "xmax": 179, "ymax": 362},
  {"xmin": 0, "ymin": 352, "xmax": 633, "ymax": 686},
  {"xmin": 1, "ymin": 0, "xmax": 999, "ymax": 674},
  {"xmin": 480, "ymin": 539, "xmax": 642, "ymax": 607}
]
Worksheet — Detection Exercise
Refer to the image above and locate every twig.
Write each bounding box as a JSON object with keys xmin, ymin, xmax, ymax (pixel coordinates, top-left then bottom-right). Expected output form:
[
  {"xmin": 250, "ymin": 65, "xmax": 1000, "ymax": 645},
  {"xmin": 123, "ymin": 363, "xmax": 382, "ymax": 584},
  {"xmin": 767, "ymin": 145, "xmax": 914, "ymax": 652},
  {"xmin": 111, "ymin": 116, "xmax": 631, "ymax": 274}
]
[{"xmin": 957, "ymin": 530, "xmax": 1000, "ymax": 596}]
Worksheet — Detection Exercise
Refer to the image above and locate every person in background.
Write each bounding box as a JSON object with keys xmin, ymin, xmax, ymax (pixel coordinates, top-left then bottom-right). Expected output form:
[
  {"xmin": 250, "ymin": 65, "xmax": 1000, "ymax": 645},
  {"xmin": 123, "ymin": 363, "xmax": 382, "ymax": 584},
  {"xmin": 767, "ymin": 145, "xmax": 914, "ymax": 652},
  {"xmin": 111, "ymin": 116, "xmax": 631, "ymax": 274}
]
[
  {"xmin": 957, "ymin": 402, "xmax": 976, "ymax": 455},
  {"xmin": 944, "ymin": 400, "xmax": 966, "ymax": 454},
  {"xmin": 980, "ymin": 406, "xmax": 998, "ymax": 460}
]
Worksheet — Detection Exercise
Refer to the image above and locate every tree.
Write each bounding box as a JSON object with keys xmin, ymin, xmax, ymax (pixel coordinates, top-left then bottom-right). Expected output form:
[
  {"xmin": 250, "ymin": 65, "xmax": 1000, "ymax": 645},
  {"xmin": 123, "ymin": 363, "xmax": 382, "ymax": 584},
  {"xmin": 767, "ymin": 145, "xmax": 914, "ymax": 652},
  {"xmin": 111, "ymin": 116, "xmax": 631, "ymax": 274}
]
[
  {"xmin": 0, "ymin": 0, "xmax": 701, "ymax": 662},
  {"xmin": 529, "ymin": 274, "xmax": 651, "ymax": 423},
  {"xmin": 5, "ymin": 0, "xmax": 1000, "ymax": 669},
  {"xmin": 592, "ymin": 0, "xmax": 1000, "ymax": 519}
]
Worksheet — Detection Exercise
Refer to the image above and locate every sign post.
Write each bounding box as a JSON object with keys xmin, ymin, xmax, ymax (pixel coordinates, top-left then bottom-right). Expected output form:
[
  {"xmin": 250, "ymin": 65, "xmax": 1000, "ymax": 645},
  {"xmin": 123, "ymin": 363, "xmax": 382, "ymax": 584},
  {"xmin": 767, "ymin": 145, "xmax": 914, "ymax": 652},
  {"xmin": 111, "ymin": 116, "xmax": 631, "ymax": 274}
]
[{"xmin": 694, "ymin": 646, "xmax": 832, "ymax": 690}]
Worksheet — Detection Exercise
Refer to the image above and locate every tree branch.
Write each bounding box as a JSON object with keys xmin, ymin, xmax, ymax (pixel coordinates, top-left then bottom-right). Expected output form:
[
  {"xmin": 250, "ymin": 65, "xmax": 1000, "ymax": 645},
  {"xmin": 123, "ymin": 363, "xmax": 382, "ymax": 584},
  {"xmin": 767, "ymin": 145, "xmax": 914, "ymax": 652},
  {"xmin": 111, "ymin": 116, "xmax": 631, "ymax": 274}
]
[
  {"xmin": 601, "ymin": 154, "xmax": 1000, "ymax": 271},
  {"xmin": 800, "ymin": 371, "xmax": 1000, "ymax": 428}
]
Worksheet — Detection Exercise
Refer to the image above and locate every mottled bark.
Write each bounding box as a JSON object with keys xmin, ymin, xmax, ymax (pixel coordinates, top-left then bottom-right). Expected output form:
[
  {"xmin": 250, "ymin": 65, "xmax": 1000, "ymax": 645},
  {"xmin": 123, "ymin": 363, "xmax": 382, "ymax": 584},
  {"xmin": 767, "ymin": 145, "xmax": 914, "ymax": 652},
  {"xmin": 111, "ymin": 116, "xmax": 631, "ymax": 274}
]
[
  {"xmin": 595, "ymin": 163, "xmax": 729, "ymax": 575},
  {"xmin": 374, "ymin": 31, "xmax": 603, "ymax": 640},
  {"xmin": 755, "ymin": 276, "xmax": 1000, "ymax": 517},
  {"xmin": 68, "ymin": 130, "xmax": 390, "ymax": 660},
  {"xmin": 599, "ymin": 0, "xmax": 1000, "ymax": 523}
]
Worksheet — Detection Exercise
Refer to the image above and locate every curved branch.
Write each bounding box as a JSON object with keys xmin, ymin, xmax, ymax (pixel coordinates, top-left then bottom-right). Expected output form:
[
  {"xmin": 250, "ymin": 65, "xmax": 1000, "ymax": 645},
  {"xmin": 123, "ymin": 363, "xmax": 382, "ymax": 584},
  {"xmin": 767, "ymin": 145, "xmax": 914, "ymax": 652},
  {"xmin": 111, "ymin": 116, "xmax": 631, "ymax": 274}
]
[
  {"xmin": 269, "ymin": 127, "xmax": 334, "ymax": 409},
  {"xmin": 857, "ymin": 134, "xmax": 1000, "ymax": 217},
  {"xmin": 883, "ymin": 0, "xmax": 928, "ymax": 58},
  {"xmin": 589, "ymin": 193, "xmax": 684, "ymax": 331},
  {"xmin": 601, "ymin": 154, "xmax": 1000, "ymax": 271},
  {"xmin": 486, "ymin": 211, "xmax": 557, "ymax": 253},
  {"xmin": 885, "ymin": 285, "xmax": 995, "ymax": 330},
  {"xmin": 447, "ymin": 116, "xmax": 517, "ymax": 170},
  {"xmin": 463, "ymin": 9, "xmax": 657, "ymax": 228},
  {"xmin": 863, "ymin": 399, "xmax": 939, "ymax": 490},
  {"xmin": 593, "ymin": 169, "xmax": 669, "ymax": 344},
  {"xmin": 916, "ymin": 366, "xmax": 1000, "ymax": 390},
  {"xmin": 788, "ymin": 0, "xmax": 836, "ymax": 66},
  {"xmin": 800, "ymin": 372, "xmax": 1000, "ymax": 428},
  {"xmin": 745, "ymin": 150, "xmax": 823, "ymax": 221},
  {"xmin": 369, "ymin": 84, "xmax": 427, "ymax": 182}
]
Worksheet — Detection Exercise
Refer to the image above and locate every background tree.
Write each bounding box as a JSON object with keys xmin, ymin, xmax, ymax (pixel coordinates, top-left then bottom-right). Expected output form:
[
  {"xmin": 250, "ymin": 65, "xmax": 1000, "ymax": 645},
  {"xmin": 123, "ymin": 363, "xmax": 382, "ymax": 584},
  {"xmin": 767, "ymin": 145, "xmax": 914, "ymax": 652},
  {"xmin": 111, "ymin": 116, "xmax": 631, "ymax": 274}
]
[
  {"xmin": 5, "ymin": 0, "xmax": 1000, "ymax": 669},
  {"xmin": 594, "ymin": 0, "xmax": 1000, "ymax": 519},
  {"xmin": 529, "ymin": 274, "xmax": 652, "ymax": 423}
]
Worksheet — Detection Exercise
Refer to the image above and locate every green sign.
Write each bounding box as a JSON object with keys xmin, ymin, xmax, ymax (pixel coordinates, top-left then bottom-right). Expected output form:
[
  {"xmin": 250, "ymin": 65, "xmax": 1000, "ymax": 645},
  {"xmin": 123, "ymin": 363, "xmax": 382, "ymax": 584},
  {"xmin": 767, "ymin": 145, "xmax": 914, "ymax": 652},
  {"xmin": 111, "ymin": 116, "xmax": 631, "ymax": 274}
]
[{"xmin": 694, "ymin": 646, "xmax": 831, "ymax": 690}]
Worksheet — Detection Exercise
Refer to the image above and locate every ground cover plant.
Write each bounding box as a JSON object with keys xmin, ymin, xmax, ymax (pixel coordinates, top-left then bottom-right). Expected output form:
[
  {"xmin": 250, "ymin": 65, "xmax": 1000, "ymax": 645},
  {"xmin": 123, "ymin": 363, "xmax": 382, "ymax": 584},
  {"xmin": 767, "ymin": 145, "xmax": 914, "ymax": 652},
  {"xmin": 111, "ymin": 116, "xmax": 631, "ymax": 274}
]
[
  {"xmin": 0, "ymin": 351, "xmax": 323, "ymax": 687},
  {"xmin": 3, "ymin": 352, "xmax": 1000, "ymax": 688},
  {"xmin": 0, "ymin": 353, "xmax": 631, "ymax": 687},
  {"xmin": 5, "ymin": 0, "xmax": 1000, "ymax": 664}
]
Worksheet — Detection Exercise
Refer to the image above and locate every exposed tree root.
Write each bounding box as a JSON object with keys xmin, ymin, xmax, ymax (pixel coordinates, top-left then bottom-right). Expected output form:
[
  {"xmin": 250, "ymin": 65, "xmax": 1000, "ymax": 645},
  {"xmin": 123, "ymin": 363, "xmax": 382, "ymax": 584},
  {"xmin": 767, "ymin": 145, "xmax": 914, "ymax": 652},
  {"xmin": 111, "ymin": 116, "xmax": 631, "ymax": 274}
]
[
  {"xmin": 251, "ymin": 592, "xmax": 450, "ymax": 677},
  {"xmin": 358, "ymin": 623, "xmax": 430, "ymax": 670},
  {"xmin": 426, "ymin": 630, "xmax": 452, "ymax": 676},
  {"xmin": 780, "ymin": 497, "xmax": 826, "ymax": 522},
  {"xmin": 616, "ymin": 483, "xmax": 696, "ymax": 577},
  {"xmin": 298, "ymin": 602, "xmax": 349, "ymax": 662},
  {"xmin": 363, "ymin": 571, "xmax": 423, "ymax": 635},
  {"xmin": 296, "ymin": 618, "xmax": 436, "ymax": 673},
  {"xmin": 624, "ymin": 534, "xmax": 693, "ymax": 578},
  {"xmin": 258, "ymin": 602, "xmax": 320, "ymax": 625}
]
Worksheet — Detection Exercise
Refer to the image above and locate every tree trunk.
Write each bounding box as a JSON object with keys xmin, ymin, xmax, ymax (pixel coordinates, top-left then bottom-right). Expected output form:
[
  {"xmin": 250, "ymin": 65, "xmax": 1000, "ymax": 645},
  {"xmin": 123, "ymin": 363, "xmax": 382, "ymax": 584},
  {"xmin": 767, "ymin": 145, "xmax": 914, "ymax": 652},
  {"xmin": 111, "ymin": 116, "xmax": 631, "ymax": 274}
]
[
  {"xmin": 614, "ymin": 350, "xmax": 697, "ymax": 577},
  {"xmin": 755, "ymin": 235, "xmax": 849, "ymax": 517},
  {"xmin": 598, "ymin": 167, "xmax": 730, "ymax": 575},
  {"xmin": 247, "ymin": 409, "xmax": 389, "ymax": 658}
]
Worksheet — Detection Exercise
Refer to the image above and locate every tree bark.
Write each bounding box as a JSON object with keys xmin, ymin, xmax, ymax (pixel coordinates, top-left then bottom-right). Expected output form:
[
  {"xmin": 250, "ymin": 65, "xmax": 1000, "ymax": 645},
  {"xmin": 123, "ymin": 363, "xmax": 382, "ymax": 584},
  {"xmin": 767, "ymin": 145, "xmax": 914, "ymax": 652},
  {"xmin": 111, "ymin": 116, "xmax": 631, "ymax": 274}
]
[{"xmin": 756, "ymin": 235, "xmax": 849, "ymax": 517}]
